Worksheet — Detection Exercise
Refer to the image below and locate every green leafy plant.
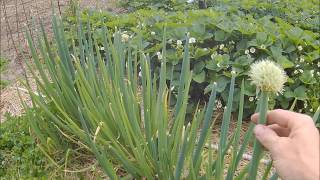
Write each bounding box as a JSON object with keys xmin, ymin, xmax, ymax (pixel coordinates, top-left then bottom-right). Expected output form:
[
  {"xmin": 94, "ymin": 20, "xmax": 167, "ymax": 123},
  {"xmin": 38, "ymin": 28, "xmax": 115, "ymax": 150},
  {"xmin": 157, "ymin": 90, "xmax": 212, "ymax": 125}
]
[{"xmin": 63, "ymin": 6, "xmax": 320, "ymax": 116}]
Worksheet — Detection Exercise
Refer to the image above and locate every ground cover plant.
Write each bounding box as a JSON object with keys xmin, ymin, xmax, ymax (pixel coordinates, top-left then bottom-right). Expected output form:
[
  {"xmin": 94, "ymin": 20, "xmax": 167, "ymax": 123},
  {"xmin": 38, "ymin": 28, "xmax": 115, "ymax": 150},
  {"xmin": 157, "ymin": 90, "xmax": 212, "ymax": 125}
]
[
  {"xmin": 63, "ymin": 2, "xmax": 320, "ymax": 117},
  {"xmin": 0, "ymin": 57, "xmax": 9, "ymax": 89},
  {"xmin": 23, "ymin": 8, "xmax": 320, "ymax": 178},
  {"xmin": 0, "ymin": 114, "xmax": 47, "ymax": 178}
]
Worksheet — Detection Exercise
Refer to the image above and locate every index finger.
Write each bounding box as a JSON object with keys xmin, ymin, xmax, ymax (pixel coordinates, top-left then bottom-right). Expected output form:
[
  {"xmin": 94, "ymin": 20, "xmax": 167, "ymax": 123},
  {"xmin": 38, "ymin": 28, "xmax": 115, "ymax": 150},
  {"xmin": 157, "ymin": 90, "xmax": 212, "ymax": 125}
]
[{"xmin": 251, "ymin": 109, "xmax": 313, "ymax": 130}]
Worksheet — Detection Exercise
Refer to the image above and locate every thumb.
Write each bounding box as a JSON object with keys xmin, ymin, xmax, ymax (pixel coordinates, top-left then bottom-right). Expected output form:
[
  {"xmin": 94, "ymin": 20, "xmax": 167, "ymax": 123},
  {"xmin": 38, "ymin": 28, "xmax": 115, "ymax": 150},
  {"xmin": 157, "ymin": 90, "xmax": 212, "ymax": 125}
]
[{"xmin": 254, "ymin": 124, "xmax": 280, "ymax": 152}]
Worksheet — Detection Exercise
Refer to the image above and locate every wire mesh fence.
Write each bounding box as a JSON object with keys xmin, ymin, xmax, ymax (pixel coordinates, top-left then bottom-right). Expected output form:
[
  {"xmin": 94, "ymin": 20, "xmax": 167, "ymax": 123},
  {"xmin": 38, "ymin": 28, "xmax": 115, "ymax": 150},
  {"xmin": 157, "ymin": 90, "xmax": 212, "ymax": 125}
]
[
  {"xmin": 1, "ymin": 0, "xmax": 120, "ymax": 62},
  {"xmin": 0, "ymin": 0, "xmax": 70, "ymax": 62}
]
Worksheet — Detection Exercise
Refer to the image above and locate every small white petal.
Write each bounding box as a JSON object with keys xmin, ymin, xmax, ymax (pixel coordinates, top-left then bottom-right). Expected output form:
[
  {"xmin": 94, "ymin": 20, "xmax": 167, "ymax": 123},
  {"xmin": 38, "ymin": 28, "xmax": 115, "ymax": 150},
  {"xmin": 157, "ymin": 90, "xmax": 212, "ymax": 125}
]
[
  {"xmin": 189, "ymin": 37, "xmax": 196, "ymax": 44},
  {"xmin": 250, "ymin": 47, "xmax": 256, "ymax": 53}
]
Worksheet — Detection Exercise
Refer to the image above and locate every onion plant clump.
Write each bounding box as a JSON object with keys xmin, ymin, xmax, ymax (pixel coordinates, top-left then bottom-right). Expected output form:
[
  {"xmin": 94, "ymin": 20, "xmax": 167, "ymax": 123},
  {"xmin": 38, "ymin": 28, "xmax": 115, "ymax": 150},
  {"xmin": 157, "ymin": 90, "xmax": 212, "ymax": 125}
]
[{"xmin": 24, "ymin": 13, "xmax": 293, "ymax": 179}]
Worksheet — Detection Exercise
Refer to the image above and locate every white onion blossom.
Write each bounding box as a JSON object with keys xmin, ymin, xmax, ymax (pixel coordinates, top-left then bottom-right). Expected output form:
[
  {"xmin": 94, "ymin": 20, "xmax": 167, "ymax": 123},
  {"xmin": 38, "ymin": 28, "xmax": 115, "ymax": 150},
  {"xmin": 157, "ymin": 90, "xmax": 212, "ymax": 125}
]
[
  {"xmin": 249, "ymin": 60, "xmax": 287, "ymax": 93},
  {"xmin": 121, "ymin": 33, "xmax": 130, "ymax": 43}
]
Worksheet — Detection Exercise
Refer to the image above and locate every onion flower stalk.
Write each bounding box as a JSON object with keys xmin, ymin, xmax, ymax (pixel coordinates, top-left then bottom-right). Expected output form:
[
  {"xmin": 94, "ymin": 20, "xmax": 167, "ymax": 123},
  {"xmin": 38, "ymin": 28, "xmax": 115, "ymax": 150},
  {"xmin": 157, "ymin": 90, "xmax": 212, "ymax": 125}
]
[{"xmin": 248, "ymin": 60, "xmax": 287, "ymax": 180}]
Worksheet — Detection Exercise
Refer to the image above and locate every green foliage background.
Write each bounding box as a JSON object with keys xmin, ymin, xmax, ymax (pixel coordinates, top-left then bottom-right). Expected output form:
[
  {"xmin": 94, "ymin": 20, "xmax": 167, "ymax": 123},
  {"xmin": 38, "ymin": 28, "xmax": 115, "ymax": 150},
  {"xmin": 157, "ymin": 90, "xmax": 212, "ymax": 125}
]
[{"xmin": 64, "ymin": 0, "xmax": 320, "ymax": 116}]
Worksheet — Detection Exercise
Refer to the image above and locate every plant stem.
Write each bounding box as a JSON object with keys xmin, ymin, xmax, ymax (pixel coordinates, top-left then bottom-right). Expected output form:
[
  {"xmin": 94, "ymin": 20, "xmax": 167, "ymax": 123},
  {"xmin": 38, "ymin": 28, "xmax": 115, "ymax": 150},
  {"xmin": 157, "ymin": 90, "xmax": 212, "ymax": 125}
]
[
  {"xmin": 289, "ymin": 98, "xmax": 297, "ymax": 111},
  {"xmin": 248, "ymin": 91, "xmax": 269, "ymax": 180}
]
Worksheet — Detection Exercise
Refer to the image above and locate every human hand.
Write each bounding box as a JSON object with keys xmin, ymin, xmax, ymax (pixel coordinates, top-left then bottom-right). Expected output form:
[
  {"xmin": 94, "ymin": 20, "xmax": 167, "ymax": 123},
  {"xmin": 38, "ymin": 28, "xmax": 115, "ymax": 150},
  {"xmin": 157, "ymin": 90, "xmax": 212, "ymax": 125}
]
[{"xmin": 251, "ymin": 109, "xmax": 320, "ymax": 180}]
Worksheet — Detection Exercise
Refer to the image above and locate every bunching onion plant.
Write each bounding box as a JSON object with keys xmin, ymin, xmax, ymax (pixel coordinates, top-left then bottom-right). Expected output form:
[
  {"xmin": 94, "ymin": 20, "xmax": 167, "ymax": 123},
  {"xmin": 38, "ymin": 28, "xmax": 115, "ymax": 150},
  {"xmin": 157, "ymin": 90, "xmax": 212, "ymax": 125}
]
[{"xmin": 23, "ymin": 11, "xmax": 319, "ymax": 179}]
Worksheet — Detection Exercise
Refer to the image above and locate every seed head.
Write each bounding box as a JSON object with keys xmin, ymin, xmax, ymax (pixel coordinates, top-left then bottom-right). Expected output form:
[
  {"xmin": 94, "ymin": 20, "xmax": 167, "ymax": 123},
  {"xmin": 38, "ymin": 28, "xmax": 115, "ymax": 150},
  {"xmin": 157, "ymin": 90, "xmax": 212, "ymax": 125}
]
[{"xmin": 249, "ymin": 60, "xmax": 287, "ymax": 93}]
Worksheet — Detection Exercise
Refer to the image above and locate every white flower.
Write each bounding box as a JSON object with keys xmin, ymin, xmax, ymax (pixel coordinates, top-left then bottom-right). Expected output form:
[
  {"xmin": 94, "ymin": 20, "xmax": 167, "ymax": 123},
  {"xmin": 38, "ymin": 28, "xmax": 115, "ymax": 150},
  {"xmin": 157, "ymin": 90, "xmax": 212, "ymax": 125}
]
[
  {"xmin": 296, "ymin": 64, "xmax": 300, "ymax": 67},
  {"xmin": 245, "ymin": 49, "xmax": 250, "ymax": 55},
  {"xmin": 177, "ymin": 40, "xmax": 183, "ymax": 46},
  {"xmin": 230, "ymin": 40, "xmax": 235, "ymax": 44},
  {"xmin": 260, "ymin": 44, "xmax": 266, "ymax": 49},
  {"xmin": 156, "ymin": 52, "xmax": 163, "ymax": 60},
  {"xmin": 304, "ymin": 102, "xmax": 308, "ymax": 108},
  {"xmin": 121, "ymin": 33, "xmax": 130, "ymax": 43},
  {"xmin": 297, "ymin": 45, "xmax": 303, "ymax": 51},
  {"xmin": 168, "ymin": 39, "xmax": 173, "ymax": 44},
  {"xmin": 249, "ymin": 97, "xmax": 254, "ymax": 102},
  {"xmin": 298, "ymin": 69, "xmax": 303, "ymax": 73},
  {"xmin": 299, "ymin": 56, "xmax": 305, "ymax": 63},
  {"xmin": 203, "ymin": 48, "xmax": 208, "ymax": 51},
  {"xmin": 187, "ymin": 0, "xmax": 194, "ymax": 3},
  {"xmin": 250, "ymin": 47, "xmax": 256, "ymax": 53},
  {"xmin": 294, "ymin": 70, "xmax": 298, "ymax": 74},
  {"xmin": 100, "ymin": 47, "xmax": 105, "ymax": 51},
  {"xmin": 249, "ymin": 59, "xmax": 287, "ymax": 93},
  {"xmin": 151, "ymin": 31, "xmax": 156, "ymax": 35},
  {"xmin": 219, "ymin": 44, "xmax": 225, "ymax": 50},
  {"xmin": 310, "ymin": 109, "xmax": 313, "ymax": 112},
  {"xmin": 317, "ymin": 72, "xmax": 320, "ymax": 76},
  {"xmin": 211, "ymin": 52, "xmax": 218, "ymax": 59},
  {"xmin": 189, "ymin": 37, "xmax": 196, "ymax": 44},
  {"xmin": 318, "ymin": 62, "xmax": 320, "ymax": 67},
  {"xmin": 216, "ymin": 100, "xmax": 222, "ymax": 109}
]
